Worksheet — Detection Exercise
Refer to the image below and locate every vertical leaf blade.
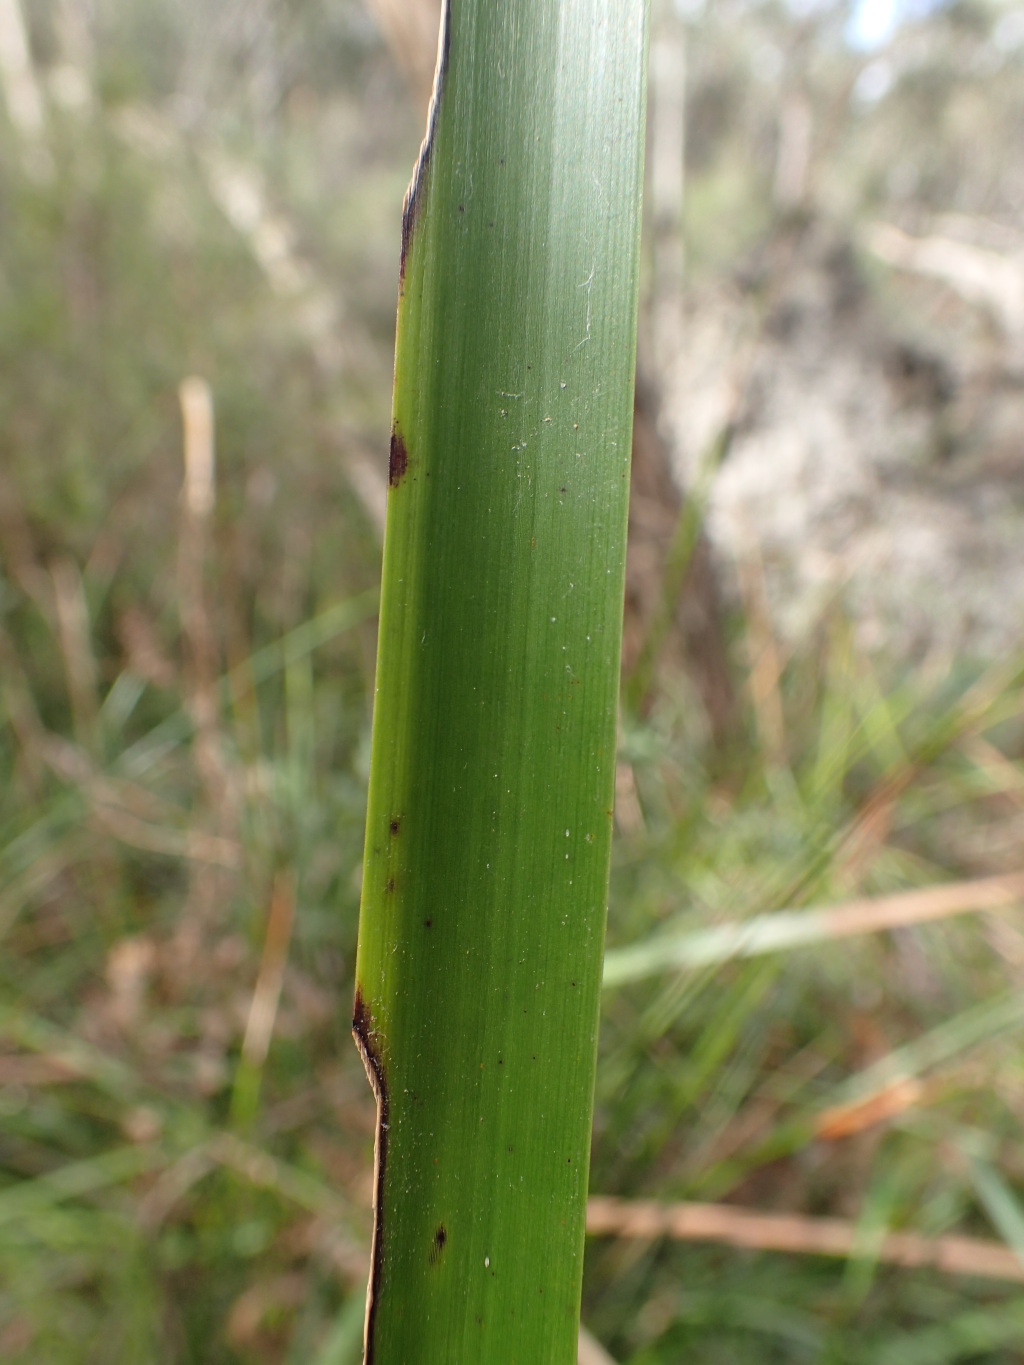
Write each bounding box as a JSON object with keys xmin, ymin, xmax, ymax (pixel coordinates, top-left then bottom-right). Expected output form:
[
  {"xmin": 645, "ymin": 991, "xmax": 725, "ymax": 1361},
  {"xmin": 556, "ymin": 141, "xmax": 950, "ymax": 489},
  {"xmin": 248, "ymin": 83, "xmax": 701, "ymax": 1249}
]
[{"xmin": 354, "ymin": 2, "xmax": 649, "ymax": 1361}]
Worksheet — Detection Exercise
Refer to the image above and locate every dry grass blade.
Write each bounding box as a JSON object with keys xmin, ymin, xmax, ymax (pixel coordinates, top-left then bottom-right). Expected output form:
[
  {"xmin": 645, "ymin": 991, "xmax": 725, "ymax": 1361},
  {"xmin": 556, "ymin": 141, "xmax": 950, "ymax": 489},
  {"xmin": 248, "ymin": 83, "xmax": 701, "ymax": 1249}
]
[
  {"xmin": 35, "ymin": 733, "xmax": 241, "ymax": 868},
  {"xmin": 738, "ymin": 536, "xmax": 787, "ymax": 766},
  {"xmin": 207, "ymin": 1133, "xmax": 352, "ymax": 1225},
  {"xmin": 138, "ymin": 1145, "xmax": 218, "ymax": 1231},
  {"xmin": 240, "ymin": 872, "xmax": 296, "ymax": 1072},
  {"xmin": 577, "ymin": 1325, "xmax": 619, "ymax": 1365},
  {"xmin": 0, "ymin": 0, "xmax": 50, "ymax": 179},
  {"xmin": 178, "ymin": 375, "xmax": 218, "ymax": 735},
  {"xmin": 362, "ymin": 0, "xmax": 441, "ymax": 94},
  {"xmin": 814, "ymin": 1076, "xmax": 927, "ymax": 1140},
  {"xmin": 603, "ymin": 872, "xmax": 1024, "ymax": 985},
  {"xmin": 50, "ymin": 556, "xmax": 100, "ymax": 752},
  {"xmin": 233, "ymin": 872, "xmax": 297, "ymax": 1124},
  {"xmin": 0, "ymin": 840, "xmax": 84, "ymax": 944},
  {"xmin": 586, "ymin": 1197, "xmax": 1024, "ymax": 1284}
]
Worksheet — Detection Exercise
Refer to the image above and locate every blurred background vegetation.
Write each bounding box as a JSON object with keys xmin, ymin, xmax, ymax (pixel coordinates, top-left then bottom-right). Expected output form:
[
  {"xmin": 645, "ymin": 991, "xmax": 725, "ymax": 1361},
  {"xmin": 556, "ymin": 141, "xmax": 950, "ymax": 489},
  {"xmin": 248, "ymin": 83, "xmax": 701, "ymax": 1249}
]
[{"xmin": 2, "ymin": 0, "xmax": 1024, "ymax": 1360}]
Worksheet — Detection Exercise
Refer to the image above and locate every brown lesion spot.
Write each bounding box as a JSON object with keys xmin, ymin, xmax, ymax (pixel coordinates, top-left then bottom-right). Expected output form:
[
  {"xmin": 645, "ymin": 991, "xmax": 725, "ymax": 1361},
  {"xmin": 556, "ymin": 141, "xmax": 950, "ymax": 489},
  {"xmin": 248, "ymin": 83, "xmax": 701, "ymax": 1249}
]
[
  {"xmin": 388, "ymin": 431, "xmax": 409, "ymax": 488},
  {"xmin": 429, "ymin": 1224, "xmax": 448, "ymax": 1265},
  {"xmin": 388, "ymin": 816, "xmax": 401, "ymax": 836}
]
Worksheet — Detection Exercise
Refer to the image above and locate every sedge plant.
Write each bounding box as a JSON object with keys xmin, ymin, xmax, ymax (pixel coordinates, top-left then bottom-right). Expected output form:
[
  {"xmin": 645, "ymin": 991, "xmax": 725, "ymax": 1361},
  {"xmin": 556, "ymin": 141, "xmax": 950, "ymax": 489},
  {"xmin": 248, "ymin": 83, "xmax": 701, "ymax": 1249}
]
[{"xmin": 351, "ymin": 0, "xmax": 649, "ymax": 1361}]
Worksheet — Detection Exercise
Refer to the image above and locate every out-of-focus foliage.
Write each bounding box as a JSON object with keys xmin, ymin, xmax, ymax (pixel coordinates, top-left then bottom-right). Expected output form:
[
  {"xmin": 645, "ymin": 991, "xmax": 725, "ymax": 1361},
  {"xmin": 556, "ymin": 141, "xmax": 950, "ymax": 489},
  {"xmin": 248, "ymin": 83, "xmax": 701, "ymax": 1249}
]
[{"xmin": 2, "ymin": 0, "xmax": 1024, "ymax": 1361}]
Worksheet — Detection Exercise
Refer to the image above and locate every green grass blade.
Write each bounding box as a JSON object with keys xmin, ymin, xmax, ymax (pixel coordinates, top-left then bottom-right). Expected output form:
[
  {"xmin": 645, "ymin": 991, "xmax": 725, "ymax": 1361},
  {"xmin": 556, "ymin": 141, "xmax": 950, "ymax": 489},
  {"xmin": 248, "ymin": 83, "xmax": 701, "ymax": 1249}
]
[
  {"xmin": 827, "ymin": 991, "xmax": 1024, "ymax": 1106},
  {"xmin": 115, "ymin": 588, "xmax": 380, "ymax": 777},
  {"xmin": 0, "ymin": 1147, "xmax": 163, "ymax": 1229},
  {"xmin": 961, "ymin": 1143, "xmax": 1024, "ymax": 1273},
  {"xmin": 352, "ymin": 2, "xmax": 649, "ymax": 1361}
]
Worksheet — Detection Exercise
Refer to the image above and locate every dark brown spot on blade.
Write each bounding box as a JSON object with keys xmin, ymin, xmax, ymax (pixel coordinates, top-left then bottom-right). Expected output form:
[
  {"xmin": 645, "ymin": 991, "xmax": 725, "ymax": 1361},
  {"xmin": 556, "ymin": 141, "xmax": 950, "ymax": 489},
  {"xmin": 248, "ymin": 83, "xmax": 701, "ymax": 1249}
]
[{"xmin": 388, "ymin": 432, "xmax": 409, "ymax": 488}]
